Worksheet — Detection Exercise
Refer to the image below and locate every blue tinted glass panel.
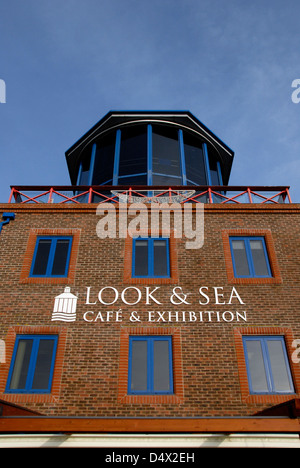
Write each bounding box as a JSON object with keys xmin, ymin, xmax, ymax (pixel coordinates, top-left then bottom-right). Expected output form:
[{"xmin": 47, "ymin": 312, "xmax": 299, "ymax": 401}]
[
  {"xmin": 31, "ymin": 237, "xmax": 72, "ymax": 278},
  {"xmin": 51, "ymin": 239, "xmax": 71, "ymax": 276},
  {"xmin": 118, "ymin": 175, "xmax": 147, "ymax": 185},
  {"xmin": 267, "ymin": 340, "xmax": 294, "ymax": 393},
  {"xmin": 152, "ymin": 126, "xmax": 181, "ymax": 178},
  {"xmin": 134, "ymin": 240, "xmax": 148, "ymax": 277},
  {"xmin": 183, "ymin": 132, "xmax": 207, "ymax": 185},
  {"xmin": 32, "ymin": 339, "xmax": 56, "ymax": 390},
  {"xmin": 153, "ymin": 239, "xmax": 169, "ymax": 277},
  {"xmin": 243, "ymin": 336, "xmax": 294, "ymax": 395},
  {"xmin": 129, "ymin": 339, "xmax": 148, "ymax": 392},
  {"xmin": 230, "ymin": 237, "xmax": 271, "ymax": 278},
  {"xmin": 128, "ymin": 336, "xmax": 173, "ymax": 395},
  {"xmin": 209, "ymin": 157, "xmax": 220, "ymax": 185},
  {"xmin": 249, "ymin": 239, "xmax": 270, "ymax": 277},
  {"xmin": 244, "ymin": 339, "xmax": 269, "ymax": 393},
  {"xmin": 119, "ymin": 126, "xmax": 147, "ymax": 177},
  {"xmin": 231, "ymin": 239, "xmax": 250, "ymax": 277},
  {"xmin": 32, "ymin": 239, "xmax": 52, "ymax": 276},
  {"xmin": 132, "ymin": 238, "xmax": 170, "ymax": 278},
  {"xmin": 6, "ymin": 335, "xmax": 58, "ymax": 394},
  {"xmin": 153, "ymin": 339, "xmax": 171, "ymax": 392},
  {"xmin": 152, "ymin": 174, "xmax": 181, "ymax": 185},
  {"xmin": 92, "ymin": 133, "xmax": 115, "ymax": 185},
  {"xmin": 9, "ymin": 339, "xmax": 33, "ymax": 390},
  {"xmin": 79, "ymin": 150, "xmax": 91, "ymax": 185}
]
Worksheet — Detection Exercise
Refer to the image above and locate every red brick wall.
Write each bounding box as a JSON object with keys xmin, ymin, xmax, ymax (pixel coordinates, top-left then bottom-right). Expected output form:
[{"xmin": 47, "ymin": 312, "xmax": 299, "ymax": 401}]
[{"xmin": 0, "ymin": 202, "xmax": 299, "ymax": 417}]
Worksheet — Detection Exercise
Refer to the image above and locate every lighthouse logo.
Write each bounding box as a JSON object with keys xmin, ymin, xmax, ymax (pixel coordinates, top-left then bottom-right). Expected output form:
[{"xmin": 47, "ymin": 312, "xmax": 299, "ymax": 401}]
[{"xmin": 52, "ymin": 287, "xmax": 78, "ymax": 322}]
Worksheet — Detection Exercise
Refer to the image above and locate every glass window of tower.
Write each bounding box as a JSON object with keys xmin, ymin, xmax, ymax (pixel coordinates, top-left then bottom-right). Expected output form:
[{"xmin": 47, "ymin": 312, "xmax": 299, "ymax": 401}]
[
  {"xmin": 152, "ymin": 125, "xmax": 181, "ymax": 184},
  {"xmin": 76, "ymin": 122, "xmax": 223, "ymax": 188},
  {"xmin": 118, "ymin": 125, "xmax": 147, "ymax": 184},
  {"xmin": 183, "ymin": 131, "xmax": 207, "ymax": 185},
  {"xmin": 92, "ymin": 133, "xmax": 115, "ymax": 185}
]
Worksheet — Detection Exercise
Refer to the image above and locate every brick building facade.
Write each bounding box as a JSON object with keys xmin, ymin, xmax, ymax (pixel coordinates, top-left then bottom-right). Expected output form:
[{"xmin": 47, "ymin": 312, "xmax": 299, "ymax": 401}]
[{"xmin": 0, "ymin": 111, "xmax": 299, "ymax": 447}]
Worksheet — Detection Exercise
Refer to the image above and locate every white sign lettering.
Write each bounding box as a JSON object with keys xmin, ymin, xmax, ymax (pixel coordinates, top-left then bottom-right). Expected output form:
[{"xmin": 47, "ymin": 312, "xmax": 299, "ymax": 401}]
[{"xmin": 53, "ymin": 285, "xmax": 248, "ymax": 324}]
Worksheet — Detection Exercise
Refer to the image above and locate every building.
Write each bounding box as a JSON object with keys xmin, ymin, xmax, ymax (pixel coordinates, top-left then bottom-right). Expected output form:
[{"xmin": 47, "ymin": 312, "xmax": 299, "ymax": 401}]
[{"xmin": 0, "ymin": 111, "xmax": 299, "ymax": 448}]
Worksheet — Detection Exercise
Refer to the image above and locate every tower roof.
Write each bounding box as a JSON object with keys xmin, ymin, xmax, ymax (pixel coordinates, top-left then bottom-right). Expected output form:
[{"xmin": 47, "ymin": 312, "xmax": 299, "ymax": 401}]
[{"xmin": 65, "ymin": 111, "xmax": 234, "ymax": 186}]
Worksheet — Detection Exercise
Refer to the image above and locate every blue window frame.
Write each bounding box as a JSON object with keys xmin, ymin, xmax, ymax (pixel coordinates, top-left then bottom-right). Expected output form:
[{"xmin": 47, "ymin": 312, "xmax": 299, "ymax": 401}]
[
  {"xmin": 243, "ymin": 336, "xmax": 294, "ymax": 395},
  {"xmin": 229, "ymin": 236, "xmax": 272, "ymax": 278},
  {"xmin": 128, "ymin": 336, "xmax": 173, "ymax": 395},
  {"xmin": 132, "ymin": 237, "xmax": 170, "ymax": 278},
  {"xmin": 6, "ymin": 335, "xmax": 58, "ymax": 394},
  {"xmin": 30, "ymin": 236, "xmax": 73, "ymax": 278}
]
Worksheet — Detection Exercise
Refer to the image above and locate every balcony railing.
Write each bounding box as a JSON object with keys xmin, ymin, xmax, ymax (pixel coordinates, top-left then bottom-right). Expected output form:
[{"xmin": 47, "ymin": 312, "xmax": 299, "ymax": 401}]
[{"xmin": 7, "ymin": 185, "xmax": 292, "ymax": 205}]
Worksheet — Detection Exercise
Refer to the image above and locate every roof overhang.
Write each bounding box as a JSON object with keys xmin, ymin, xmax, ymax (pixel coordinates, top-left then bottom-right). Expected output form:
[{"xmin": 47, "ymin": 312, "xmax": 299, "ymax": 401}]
[
  {"xmin": 65, "ymin": 111, "xmax": 234, "ymax": 186},
  {"xmin": 0, "ymin": 415, "xmax": 299, "ymax": 434},
  {"xmin": 0, "ymin": 400, "xmax": 299, "ymax": 447}
]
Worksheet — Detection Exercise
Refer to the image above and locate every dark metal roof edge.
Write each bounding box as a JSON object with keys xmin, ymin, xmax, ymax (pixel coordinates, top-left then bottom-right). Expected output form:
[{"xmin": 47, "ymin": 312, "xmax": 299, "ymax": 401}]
[{"xmin": 65, "ymin": 110, "xmax": 234, "ymax": 158}]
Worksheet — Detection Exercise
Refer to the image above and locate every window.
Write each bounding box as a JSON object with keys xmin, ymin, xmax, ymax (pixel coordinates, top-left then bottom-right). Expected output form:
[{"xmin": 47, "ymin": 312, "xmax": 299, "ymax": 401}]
[
  {"xmin": 222, "ymin": 229, "xmax": 281, "ymax": 285},
  {"xmin": 118, "ymin": 126, "xmax": 148, "ymax": 183},
  {"xmin": 30, "ymin": 236, "xmax": 72, "ymax": 277},
  {"xmin": 92, "ymin": 134, "xmax": 115, "ymax": 185},
  {"xmin": 229, "ymin": 236, "xmax": 271, "ymax": 278},
  {"xmin": 152, "ymin": 125, "xmax": 182, "ymax": 184},
  {"xmin": 76, "ymin": 123, "xmax": 224, "ymax": 188},
  {"xmin": 6, "ymin": 335, "xmax": 58, "ymax": 394},
  {"xmin": 20, "ymin": 228, "xmax": 80, "ymax": 284},
  {"xmin": 132, "ymin": 237, "xmax": 170, "ymax": 278},
  {"xmin": 118, "ymin": 327, "xmax": 183, "ymax": 404},
  {"xmin": 128, "ymin": 336, "xmax": 173, "ymax": 395},
  {"xmin": 183, "ymin": 132, "xmax": 207, "ymax": 185},
  {"xmin": 243, "ymin": 336, "xmax": 294, "ymax": 395}
]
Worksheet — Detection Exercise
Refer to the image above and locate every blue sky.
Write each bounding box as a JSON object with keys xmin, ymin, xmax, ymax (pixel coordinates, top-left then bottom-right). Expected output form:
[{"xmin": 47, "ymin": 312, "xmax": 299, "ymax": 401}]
[{"xmin": 0, "ymin": 0, "xmax": 299, "ymax": 203}]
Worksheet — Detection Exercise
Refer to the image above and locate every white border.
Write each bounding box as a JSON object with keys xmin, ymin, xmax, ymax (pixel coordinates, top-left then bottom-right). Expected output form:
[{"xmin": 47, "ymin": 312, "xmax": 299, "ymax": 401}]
[{"xmin": 0, "ymin": 433, "xmax": 299, "ymax": 448}]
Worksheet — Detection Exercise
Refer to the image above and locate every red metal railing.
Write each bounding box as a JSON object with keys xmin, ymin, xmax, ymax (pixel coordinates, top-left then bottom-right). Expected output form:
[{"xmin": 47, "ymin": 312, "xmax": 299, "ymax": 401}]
[{"xmin": 7, "ymin": 185, "xmax": 292, "ymax": 205}]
